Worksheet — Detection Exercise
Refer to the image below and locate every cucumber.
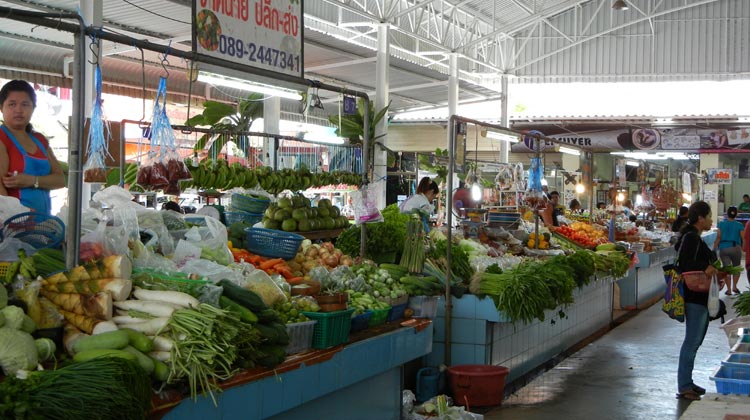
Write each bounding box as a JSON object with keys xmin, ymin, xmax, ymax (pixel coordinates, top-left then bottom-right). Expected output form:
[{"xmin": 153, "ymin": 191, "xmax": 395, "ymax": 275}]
[
  {"xmin": 72, "ymin": 329, "xmax": 129, "ymax": 354},
  {"xmin": 219, "ymin": 296, "xmax": 259, "ymax": 323},
  {"xmin": 121, "ymin": 328, "xmax": 154, "ymax": 353},
  {"xmin": 152, "ymin": 358, "xmax": 170, "ymax": 382},
  {"xmin": 218, "ymin": 279, "xmax": 268, "ymax": 312},
  {"xmin": 122, "ymin": 346, "xmax": 155, "ymax": 374},
  {"xmin": 73, "ymin": 348, "xmax": 137, "ymax": 363}
]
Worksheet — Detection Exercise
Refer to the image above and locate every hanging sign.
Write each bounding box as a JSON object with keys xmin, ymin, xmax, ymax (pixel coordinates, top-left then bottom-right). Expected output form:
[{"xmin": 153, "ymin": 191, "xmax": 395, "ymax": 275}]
[
  {"xmin": 192, "ymin": 0, "xmax": 304, "ymax": 78},
  {"xmin": 704, "ymin": 168, "xmax": 733, "ymax": 185},
  {"xmin": 343, "ymin": 95, "xmax": 357, "ymax": 115}
]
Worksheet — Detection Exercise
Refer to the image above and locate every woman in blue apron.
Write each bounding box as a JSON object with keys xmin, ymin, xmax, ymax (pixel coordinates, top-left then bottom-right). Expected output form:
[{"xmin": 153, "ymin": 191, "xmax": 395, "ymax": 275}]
[{"xmin": 0, "ymin": 80, "xmax": 65, "ymax": 214}]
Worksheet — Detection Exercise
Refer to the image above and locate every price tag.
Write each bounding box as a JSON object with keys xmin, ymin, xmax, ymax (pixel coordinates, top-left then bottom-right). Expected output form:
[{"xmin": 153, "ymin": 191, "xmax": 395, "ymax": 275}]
[{"xmin": 343, "ymin": 96, "xmax": 357, "ymax": 115}]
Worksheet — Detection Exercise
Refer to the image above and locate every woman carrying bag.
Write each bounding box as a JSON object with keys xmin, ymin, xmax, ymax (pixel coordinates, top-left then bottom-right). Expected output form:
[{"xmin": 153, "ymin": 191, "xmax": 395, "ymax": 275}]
[{"xmin": 674, "ymin": 201, "xmax": 726, "ymax": 401}]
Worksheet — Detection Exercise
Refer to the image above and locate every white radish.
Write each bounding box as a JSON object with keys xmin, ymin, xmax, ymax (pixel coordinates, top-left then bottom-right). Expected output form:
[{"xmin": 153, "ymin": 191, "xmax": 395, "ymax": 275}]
[
  {"xmin": 112, "ymin": 315, "xmax": 150, "ymax": 325},
  {"xmin": 113, "ymin": 300, "xmax": 180, "ymax": 318},
  {"xmin": 91, "ymin": 321, "xmax": 118, "ymax": 335},
  {"xmin": 119, "ymin": 317, "xmax": 170, "ymax": 335},
  {"xmin": 132, "ymin": 287, "xmax": 200, "ymax": 308},
  {"xmin": 151, "ymin": 335, "xmax": 174, "ymax": 352},
  {"xmin": 148, "ymin": 351, "xmax": 172, "ymax": 362}
]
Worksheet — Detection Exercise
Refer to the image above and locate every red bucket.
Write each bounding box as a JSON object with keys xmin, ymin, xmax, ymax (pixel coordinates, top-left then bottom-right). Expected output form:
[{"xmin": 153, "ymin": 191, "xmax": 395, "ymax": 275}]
[{"xmin": 447, "ymin": 364, "xmax": 510, "ymax": 407}]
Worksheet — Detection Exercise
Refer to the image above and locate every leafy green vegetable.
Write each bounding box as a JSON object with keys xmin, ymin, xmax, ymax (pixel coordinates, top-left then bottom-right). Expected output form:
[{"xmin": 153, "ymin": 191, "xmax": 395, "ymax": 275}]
[
  {"xmin": 0, "ymin": 326, "xmax": 38, "ymax": 375},
  {"xmin": 336, "ymin": 204, "xmax": 410, "ymax": 259}
]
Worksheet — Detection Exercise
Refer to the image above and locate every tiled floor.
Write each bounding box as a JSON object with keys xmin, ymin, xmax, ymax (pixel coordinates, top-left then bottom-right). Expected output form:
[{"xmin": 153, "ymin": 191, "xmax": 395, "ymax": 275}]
[{"xmin": 481, "ymin": 275, "xmax": 750, "ymax": 420}]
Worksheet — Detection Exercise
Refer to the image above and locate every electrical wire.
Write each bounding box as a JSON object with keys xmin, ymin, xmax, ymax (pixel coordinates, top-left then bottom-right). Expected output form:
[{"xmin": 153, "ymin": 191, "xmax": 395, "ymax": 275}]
[{"xmin": 120, "ymin": 0, "xmax": 190, "ymax": 24}]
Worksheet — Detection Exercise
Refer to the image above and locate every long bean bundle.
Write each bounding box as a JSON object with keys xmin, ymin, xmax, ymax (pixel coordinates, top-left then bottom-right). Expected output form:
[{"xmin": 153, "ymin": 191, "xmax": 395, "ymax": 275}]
[{"xmin": 0, "ymin": 358, "xmax": 151, "ymax": 420}]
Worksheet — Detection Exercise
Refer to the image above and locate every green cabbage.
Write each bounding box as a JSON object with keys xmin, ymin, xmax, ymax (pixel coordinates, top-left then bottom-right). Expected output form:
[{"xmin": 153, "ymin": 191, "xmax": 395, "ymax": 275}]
[
  {"xmin": 1, "ymin": 306, "xmax": 25, "ymax": 330},
  {"xmin": 0, "ymin": 326, "xmax": 38, "ymax": 375}
]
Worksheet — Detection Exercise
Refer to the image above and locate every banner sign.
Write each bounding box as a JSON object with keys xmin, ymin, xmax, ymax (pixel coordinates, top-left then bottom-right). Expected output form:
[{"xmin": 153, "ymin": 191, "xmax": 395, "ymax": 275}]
[
  {"xmin": 704, "ymin": 168, "xmax": 733, "ymax": 185},
  {"xmin": 512, "ymin": 127, "xmax": 750, "ymax": 153},
  {"xmin": 192, "ymin": 0, "xmax": 304, "ymax": 78}
]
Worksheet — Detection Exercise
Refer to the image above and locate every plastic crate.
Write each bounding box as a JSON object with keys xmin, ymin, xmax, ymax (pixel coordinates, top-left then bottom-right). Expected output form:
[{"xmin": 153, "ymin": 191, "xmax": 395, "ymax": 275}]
[
  {"xmin": 285, "ymin": 320, "xmax": 316, "ymax": 354},
  {"xmin": 731, "ymin": 342, "xmax": 750, "ymax": 353},
  {"xmin": 2, "ymin": 212, "xmax": 65, "ymax": 249},
  {"xmin": 302, "ymin": 308, "xmax": 355, "ymax": 349},
  {"xmin": 387, "ymin": 302, "xmax": 408, "ymax": 322},
  {"xmin": 224, "ymin": 211, "xmax": 263, "ymax": 226},
  {"xmin": 0, "ymin": 262, "xmax": 9, "ymax": 279},
  {"xmin": 408, "ymin": 296, "xmax": 439, "ymax": 318},
  {"xmin": 722, "ymin": 353, "xmax": 750, "ymax": 368},
  {"xmin": 368, "ymin": 307, "xmax": 390, "ymax": 327},
  {"xmin": 231, "ymin": 193, "xmax": 271, "ymax": 214},
  {"xmin": 244, "ymin": 228, "xmax": 304, "ymax": 260},
  {"xmin": 710, "ymin": 365, "xmax": 750, "ymax": 395},
  {"xmin": 350, "ymin": 311, "xmax": 372, "ymax": 332}
]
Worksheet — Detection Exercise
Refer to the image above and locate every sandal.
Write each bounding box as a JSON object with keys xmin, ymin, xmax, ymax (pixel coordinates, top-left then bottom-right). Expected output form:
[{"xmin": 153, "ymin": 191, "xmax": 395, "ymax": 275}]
[
  {"xmin": 676, "ymin": 390, "xmax": 701, "ymax": 401},
  {"xmin": 692, "ymin": 384, "xmax": 706, "ymax": 395},
  {"xmin": 734, "ymin": 288, "xmax": 741, "ymax": 295},
  {"xmin": 726, "ymin": 290, "xmax": 733, "ymax": 296}
]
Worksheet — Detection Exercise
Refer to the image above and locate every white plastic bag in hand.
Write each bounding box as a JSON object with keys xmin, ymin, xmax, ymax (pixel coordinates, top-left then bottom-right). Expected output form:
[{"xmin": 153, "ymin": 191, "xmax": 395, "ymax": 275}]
[{"xmin": 708, "ymin": 274, "xmax": 720, "ymax": 318}]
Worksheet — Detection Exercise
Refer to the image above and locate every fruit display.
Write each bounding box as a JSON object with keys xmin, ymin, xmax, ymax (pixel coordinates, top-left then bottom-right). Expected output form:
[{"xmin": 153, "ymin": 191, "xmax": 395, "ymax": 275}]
[
  {"xmin": 554, "ymin": 222, "xmax": 608, "ymax": 249},
  {"xmin": 526, "ymin": 232, "xmax": 549, "ymax": 249},
  {"xmin": 262, "ymin": 195, "xmax": 349, "ymax": 232},
  {"xmin": 182, "ymin": 159, "xmax": 362, "ymax": 194}
]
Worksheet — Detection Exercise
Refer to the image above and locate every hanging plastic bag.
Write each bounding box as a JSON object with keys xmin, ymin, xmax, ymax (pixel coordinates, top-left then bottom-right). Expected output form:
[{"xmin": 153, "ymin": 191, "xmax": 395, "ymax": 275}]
[
  {"xmin": 83, "ymin": 65, "xmax": 113, "ymax": 183},
  {"xmin": 351, "ymin": 180, "xmax": 384, "ymax": 224},
  {"xmin": 708, "ymin": 274, "xmax": 720, "ymax": 318}
]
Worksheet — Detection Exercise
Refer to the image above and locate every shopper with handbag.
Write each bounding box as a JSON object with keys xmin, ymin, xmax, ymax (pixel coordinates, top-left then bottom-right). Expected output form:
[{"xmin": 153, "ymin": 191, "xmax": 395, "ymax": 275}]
[{"xmin": 674, "ymin": 201, "xmax": 726, "ymax": 401}]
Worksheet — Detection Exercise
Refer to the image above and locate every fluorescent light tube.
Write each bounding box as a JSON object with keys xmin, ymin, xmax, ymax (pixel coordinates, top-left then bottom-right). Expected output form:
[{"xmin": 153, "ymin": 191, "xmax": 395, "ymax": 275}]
[
  {"xmin": 486, "ymin": 131, "xmax": 519, "ymax": 143},
  {"xmin": 558, "ymin": 146, "xmax": 581, "ymax": 156},
  {"xmin": 198, "ymin": 72, "xmax": 302, "ymax": 100},
  {"xmin": 625, "ymin": 160, "xmax": 640, "ymax": 167}
]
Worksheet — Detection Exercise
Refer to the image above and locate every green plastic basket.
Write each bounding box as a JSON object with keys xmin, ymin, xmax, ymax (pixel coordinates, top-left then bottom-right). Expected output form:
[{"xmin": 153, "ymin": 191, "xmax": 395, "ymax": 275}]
[
  {"xmin": 368, "ymin": 307, "xmax": 390, "ymax": 327},
  {"xmin": 302, "ymin": 308, "xmax": 355, "ymax": 349}
]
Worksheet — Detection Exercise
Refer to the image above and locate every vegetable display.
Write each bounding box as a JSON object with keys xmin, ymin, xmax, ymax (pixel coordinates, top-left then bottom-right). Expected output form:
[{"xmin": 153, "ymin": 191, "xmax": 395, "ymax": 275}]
[{"xmin": 0, "ymin": 358, "xmax": 152, "ymax": 420}]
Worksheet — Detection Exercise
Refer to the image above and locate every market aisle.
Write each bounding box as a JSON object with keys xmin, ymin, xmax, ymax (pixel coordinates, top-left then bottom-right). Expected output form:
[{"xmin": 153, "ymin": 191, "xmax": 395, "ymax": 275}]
[{"xmin": 482, "ymin": 275, "xmax": 748, "ymax": 420}]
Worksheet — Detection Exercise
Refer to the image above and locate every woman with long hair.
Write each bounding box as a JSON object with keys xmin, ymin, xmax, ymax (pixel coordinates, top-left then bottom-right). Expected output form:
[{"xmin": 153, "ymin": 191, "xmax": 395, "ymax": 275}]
[{"xmin": 674, "ymin": 201, "xmax": 725, "ymax": 400}]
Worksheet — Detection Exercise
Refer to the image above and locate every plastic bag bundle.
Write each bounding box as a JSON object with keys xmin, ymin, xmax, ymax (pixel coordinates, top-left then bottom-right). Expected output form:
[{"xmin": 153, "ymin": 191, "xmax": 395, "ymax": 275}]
[
  {"xmin": 708, "ymin": 274, "xmax": 720, "ymax": 318},
  {"xmin": 351, "ymin": 180, "xmax": 384, "ymax": 224},
  {"xmin": 83, "ymin": 66, "xmax": 112, "ymax": 183}
]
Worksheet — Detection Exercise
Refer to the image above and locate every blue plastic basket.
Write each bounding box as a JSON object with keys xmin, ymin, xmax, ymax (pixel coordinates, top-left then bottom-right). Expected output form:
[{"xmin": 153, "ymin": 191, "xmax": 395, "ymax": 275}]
[
  {"xmin": 224, "ymin": 211, "xmax": 263, "ymax": 226},
  {"xmin": 710, "ymin": 365, "xmax": 750, "ymax": 395},
  {"xmin": 231, "ymin": 193, "xmax": 271, "ymax": 214},
  {"xmin": 722, "ymin": 353, "xmax": 750, "ymax": 368},
  {"xmin": 244, "ymin": 227, "xmax": 304, "ymax": 260},
  {"xmin": 2, "ymin": 212, "xmax": 65, "ymax": 249},
  {"xmin": 350, "ymin": 311, "xmax": 373, "ymax": 332}
]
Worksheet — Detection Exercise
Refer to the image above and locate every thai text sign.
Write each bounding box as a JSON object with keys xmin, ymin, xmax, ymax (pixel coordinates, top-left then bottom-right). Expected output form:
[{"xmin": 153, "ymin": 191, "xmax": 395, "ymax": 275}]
[
  {"xmin": 192, "ymin": 0, "xmax": 303, "ymax": 78},
  {"xmin": 704, "ymin": 168, "xmax": 733, "ymax": 185}
]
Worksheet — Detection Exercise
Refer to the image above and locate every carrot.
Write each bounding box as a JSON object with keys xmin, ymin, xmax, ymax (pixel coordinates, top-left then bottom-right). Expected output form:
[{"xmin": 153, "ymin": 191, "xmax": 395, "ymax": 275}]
[
  {"xmin": 259, "ymin": 258, "xmax": 284, "ymax": 270},
  {"xmin": 286, "ymin": 277, "xmax": 305, "ymax": 285},
  {"xmin": 274, "ymin": 265, "xmax": 295, "ymax": 280}
]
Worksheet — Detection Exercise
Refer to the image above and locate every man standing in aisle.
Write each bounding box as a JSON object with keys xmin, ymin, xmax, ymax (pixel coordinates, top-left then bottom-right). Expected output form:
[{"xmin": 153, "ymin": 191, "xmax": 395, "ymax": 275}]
[{"xmin": 739, "ymin": 194, "xmax": 750, "ymax": 213}]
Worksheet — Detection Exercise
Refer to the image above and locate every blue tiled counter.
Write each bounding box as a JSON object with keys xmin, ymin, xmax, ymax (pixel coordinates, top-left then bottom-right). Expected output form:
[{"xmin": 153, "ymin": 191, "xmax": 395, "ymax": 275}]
[
  {"xmin": 161, "ymin": 324, "xmax": 432, "ymax": 420},
  {"xmin": 424, "ymin": 276, "xmax": 616, "ymax": 383}
]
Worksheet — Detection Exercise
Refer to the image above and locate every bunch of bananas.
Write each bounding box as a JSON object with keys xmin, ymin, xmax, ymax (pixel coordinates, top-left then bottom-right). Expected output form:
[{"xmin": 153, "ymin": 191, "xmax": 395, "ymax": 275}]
[
  {"xmin": 3, "ymin": 249, "xmax": 37, "ymax": 284},
  {"xmin": 183, "ymin": 159, "xmax": 363, "ymax": 194}
]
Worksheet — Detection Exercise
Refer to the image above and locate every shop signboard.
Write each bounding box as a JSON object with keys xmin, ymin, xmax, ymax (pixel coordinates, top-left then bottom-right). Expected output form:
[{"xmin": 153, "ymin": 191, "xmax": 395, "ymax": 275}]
[
  {"xmin": 704, "ymin": 168, "xmax": 732, "ymax": 185},
  {"xmin": 192, "ymin": 0, "xmax": 304, "ymax": 78},
  {"xmin": 511, "ymin": 128, "xmax": 750, "ymax": 153}
]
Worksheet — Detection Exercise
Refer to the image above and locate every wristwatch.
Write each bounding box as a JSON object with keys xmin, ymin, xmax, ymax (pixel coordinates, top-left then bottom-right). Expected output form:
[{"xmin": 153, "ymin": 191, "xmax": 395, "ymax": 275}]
[{"xmin": 33, "ymin": 176, "xmax": 39, "ymax": 189}]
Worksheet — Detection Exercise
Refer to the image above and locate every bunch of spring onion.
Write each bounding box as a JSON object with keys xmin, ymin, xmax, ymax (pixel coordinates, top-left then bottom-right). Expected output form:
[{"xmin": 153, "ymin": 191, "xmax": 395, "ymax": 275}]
[
  {"xmin": 0, "ymin": 358, "xmax": 151, "ymax": 420},
  {"xmin": 166, "ymin": 303, "xmax": 261, "ymax": 404},
  {"xmin": 400, "ymin": 215, "xmax": 426, "ymax": 273}
]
